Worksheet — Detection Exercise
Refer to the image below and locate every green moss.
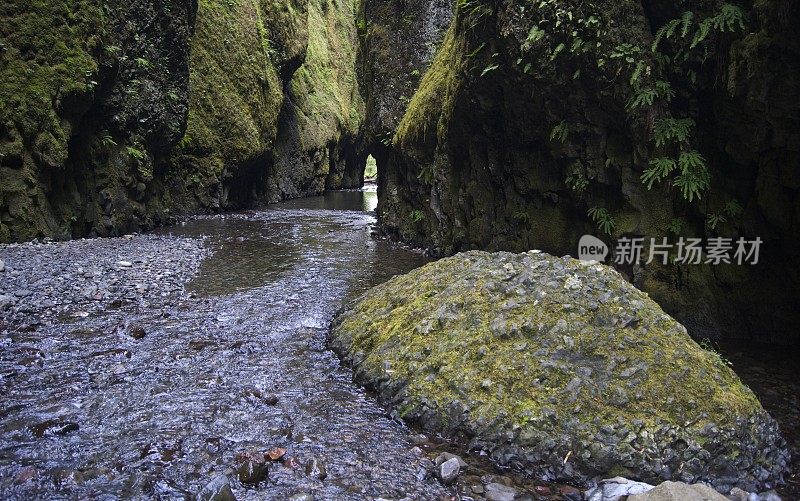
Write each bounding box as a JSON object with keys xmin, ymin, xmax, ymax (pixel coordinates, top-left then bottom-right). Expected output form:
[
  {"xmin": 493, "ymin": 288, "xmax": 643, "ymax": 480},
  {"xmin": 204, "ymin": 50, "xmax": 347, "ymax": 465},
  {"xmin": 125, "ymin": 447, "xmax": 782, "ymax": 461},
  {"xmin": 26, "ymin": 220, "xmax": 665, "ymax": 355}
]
[
  {"xmin": 0, "ymin": 0, "xmax": 102, "ymax": 145},
  {"xmin": 178, "ymin": 0, "xmax": 285, "ymax": 174},
  {"xmin": 288, "ymin": 0, "xmax": 364, "ymax": 144},
  {"xmin": 0, "ymin": 0, "xmax": 104, "ymax": 241},
  {"xmin": 394, "ymin": 22, "xmax": 465, "ymax": 149}
]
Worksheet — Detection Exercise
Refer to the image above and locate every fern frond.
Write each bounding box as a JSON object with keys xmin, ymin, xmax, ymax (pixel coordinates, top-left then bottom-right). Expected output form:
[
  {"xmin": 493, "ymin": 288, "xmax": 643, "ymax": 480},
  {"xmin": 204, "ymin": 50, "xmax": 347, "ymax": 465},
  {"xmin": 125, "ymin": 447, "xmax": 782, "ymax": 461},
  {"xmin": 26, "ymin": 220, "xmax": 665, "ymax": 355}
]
[
  {"xmin": 642, "ymin": 157, "xmax": 677, "ymax": 189},
  {"xmin": 653, "ymin": 118, "xmax": 694, "ymax": 146}
]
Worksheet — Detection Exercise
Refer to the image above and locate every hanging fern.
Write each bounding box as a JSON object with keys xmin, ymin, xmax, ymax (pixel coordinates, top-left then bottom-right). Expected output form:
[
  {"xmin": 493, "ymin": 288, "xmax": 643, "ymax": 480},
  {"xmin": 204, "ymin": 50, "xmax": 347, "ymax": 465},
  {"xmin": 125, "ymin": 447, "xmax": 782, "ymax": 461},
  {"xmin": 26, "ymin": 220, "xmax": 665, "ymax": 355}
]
[
  {"xmin": 653, "ymin": 118, "xmax": 694, "ymax": 147},
  {"xmin": 673, "ymin": 150, "xmax": 711, "ymax": 202},
  {"xmin": 641, "ymin": 157, "xmax": 677, "ymax": 189},
  {"xmin": 550, "ymin": 121, "xmax": 570, "ymax": 143},
  {"xmin": 588, "ymin": 207, "xmax": 616, "ymax": 235}
]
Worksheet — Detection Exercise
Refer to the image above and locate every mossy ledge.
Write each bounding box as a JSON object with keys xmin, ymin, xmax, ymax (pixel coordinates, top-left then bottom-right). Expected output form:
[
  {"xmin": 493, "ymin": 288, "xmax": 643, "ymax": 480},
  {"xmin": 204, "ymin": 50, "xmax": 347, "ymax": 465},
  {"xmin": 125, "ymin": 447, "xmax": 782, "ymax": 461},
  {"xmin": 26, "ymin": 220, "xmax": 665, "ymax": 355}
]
[{"xmin": 330, "ymin": 251, "xmax": 790, "ymax": 493}]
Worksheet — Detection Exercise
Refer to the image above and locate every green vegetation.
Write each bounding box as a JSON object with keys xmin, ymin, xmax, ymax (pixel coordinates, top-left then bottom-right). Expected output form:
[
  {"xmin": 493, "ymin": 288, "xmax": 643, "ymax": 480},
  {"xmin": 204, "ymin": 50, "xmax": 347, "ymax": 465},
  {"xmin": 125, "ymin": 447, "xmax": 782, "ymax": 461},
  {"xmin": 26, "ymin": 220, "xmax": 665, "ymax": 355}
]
[
  {"xmin": 588, "ymin": 206, "xmax": 616, "ymax": 235},
  {"xmin": 288, "ymin": 0, "xmax": 364, "ymax": 145},
  {"xmin": 394, "ymin": 22, "xmax": 466, "ymax": 147},
  {"xmin": 364, "ymin": 155, "xmax": 378, "ymax": 179},
  {"xmin": 0, "ymin": 0, "xmax": 104, "ymax": 240}
]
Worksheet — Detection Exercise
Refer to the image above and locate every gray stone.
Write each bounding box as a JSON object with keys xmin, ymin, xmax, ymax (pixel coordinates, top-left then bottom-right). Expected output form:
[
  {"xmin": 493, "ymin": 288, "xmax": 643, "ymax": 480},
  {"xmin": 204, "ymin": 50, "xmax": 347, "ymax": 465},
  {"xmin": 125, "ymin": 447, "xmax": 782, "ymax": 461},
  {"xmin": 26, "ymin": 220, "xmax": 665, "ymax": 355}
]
[
  {"xmin": 0, "ymin": 294, "xmax": 15, "ymax": 310},
  {"xmin": 484, "ymin": 482, "xmax": 517, "ymax": 501},
  {"xmin": 628, "ymin": 481, "xmax": 728, "ymax": 501},
  {"xmin": 197, "ymin": 475, "xmax": 236, "ymax": 501},
  {"xmin": 0, "ymin": 259, "xmax": 5, "ymax": 272},
  {"xmin": 117, "ymin": 261, "xmax": 133, "ymax": 268},
  {"xmin": 304, "ymin": 457, "xmax": 327, "ymax": 481},
  {"xmin": 436, "ymin": 457, "xmax": 460, "ymax": 485},
  {"xmin": 288, "ymin": 494, "xmax": 314, "ymax": 501},
  {"xmin": 237, "ymin": 459, "xmax": 268, "ymax": 485},
  {"xmin": 127, "ymin": 324, "xmax": 147, "ymax": 340},
  {"xmin": 435, "ymin": 452, "xmax": 468, "ymax": 469},
  {"xmin": 585, "ymin": 477, "xmax": 655, "ymax": 501}
]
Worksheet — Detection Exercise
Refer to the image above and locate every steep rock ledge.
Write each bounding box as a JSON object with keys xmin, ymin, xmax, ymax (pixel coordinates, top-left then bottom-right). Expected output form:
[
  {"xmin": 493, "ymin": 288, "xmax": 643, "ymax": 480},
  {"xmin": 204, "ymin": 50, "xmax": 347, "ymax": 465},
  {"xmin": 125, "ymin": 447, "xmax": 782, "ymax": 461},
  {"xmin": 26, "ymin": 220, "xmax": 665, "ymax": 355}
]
[{"xmin": 0, "ymin": 0, "xmax": 197, "ymax": 241}]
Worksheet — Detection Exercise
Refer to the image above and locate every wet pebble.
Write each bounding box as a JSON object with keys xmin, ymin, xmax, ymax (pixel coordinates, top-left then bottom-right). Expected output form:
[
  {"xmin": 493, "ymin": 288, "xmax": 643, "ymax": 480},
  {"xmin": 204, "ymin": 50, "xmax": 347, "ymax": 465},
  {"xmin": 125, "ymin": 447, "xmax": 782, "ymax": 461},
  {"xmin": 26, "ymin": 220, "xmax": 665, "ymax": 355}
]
[
  {"xmin": 197, "ymin": 475, "xmax": 236, "ymax": 501},
  {"xmin": 484, "ymin": 482, "xmax": 518, "ymax": 501},
  {"xmin": 236, "ymin": 450, "xmax": 270, "ymax": 485},
  {"xmin": 127, "ymin": 324, "xmax": 147, "ymax": 340},
  {"xmin": 436, "ymin": 457, "xmax": 461, "ymax": 485},
  {"xmin": 29, "ymin": 419, "xmax": 79, "ymax": 438},
  {"xmin": 305, "ymin": 457, "xmax": 327, "ymax": 481}
]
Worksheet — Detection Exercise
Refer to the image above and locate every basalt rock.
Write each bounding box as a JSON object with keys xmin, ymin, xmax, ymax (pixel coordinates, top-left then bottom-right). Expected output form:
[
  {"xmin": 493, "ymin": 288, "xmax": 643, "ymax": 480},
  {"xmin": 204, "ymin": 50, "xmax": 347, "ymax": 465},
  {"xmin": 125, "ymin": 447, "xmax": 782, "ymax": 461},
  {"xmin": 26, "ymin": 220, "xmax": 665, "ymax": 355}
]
[{"xmin": 331, "ymin": 251, "xmax": 791, "ymax": 493}]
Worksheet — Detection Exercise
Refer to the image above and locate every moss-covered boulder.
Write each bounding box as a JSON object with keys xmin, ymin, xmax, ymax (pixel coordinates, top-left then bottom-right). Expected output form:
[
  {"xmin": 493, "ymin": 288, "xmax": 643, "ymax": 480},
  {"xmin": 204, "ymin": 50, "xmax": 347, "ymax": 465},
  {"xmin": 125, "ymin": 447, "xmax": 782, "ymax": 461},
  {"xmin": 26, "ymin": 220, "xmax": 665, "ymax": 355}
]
[{"xmin": 331, "ymin": 251, "xmax": 790, "ymax": 493}]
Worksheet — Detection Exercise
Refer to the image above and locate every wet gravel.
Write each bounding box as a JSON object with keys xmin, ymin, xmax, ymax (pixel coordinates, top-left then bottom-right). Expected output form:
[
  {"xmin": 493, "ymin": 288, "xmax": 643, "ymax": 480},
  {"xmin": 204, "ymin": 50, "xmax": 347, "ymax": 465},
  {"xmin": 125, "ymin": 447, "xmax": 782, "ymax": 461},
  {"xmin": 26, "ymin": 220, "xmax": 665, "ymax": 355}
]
[{"xmin": 0, "ymin": 191, "xmax": 450, "ymax": 500}]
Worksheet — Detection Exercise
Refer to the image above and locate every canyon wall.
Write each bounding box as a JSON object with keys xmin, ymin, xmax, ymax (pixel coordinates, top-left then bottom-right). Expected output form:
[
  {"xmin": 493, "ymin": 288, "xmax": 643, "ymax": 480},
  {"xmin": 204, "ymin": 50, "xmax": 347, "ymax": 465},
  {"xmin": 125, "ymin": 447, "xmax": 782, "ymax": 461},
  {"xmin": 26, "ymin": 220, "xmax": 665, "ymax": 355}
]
[
  {"xmin": 0, "ymin": 0, "xmax": 363, "ymax": 241},
  {"xmin": 368, "ymin": 0, "xmax": 800, "ymax": 343}
]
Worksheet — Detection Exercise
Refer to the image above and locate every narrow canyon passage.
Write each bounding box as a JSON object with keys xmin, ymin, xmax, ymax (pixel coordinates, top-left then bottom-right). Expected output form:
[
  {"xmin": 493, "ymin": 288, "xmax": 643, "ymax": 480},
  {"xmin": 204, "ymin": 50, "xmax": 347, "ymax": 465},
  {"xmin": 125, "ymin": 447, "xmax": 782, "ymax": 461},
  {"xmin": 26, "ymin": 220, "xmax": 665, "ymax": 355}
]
[{"xmin": 0, "ymin": 189, "xmax": 450, "ymax": 500}]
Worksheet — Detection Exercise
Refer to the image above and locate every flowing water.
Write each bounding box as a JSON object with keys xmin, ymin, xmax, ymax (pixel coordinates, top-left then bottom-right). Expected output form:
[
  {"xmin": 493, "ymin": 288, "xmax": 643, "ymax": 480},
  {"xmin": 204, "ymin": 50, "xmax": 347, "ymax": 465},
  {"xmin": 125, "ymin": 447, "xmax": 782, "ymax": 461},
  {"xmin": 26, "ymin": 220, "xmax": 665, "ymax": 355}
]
[{"xmin": 0, "ymin": 188, "xmax": 450, "ymax": 500}]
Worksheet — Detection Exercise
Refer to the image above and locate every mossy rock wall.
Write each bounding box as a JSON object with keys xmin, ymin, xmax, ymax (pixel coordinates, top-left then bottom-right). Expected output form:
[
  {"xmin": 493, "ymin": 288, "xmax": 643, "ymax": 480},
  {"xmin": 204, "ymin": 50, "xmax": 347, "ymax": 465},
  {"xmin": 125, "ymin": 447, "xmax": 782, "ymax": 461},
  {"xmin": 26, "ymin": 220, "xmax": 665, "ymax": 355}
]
[
  {"xmin": 0, "ymin": 0, "xmax": 196, "ymax": 241},
  {"xmin": 1, "ymin": 0, "xmax": 366, "ymax": 241},
  {"xmin": 373, "ymin": 0, "xmax": 800, "ymax": 344},
  {"xmin": 331, "ymin": 251, "xmax": 791, "ymax": 493}
]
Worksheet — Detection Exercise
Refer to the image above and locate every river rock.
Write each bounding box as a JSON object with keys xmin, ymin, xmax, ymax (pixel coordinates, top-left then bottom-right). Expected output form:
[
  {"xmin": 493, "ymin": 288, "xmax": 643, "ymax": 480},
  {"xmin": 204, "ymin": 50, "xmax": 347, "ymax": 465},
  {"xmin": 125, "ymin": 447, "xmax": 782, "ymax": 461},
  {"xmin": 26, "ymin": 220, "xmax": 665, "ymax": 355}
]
[
  {"xmin": 628, "ymin": 481, "xmax": 728, "ymax": 501},
  {"xmin": 0, "ymin": 294, "xmax": 15, "ymax": 310},
  {"xmin": 585, "ymin": 477, "xmax": 655, "ymax": 501},
  {"xmin": 435, "ymin": 452, "xmax": 468, "ymax": 469},
  {"xmin": 484, "ymin": 482, "xmax": 518, "ymax": 501},
  {"xmin": 436, "ymin": 457, "xmax": 460, "ymax": 485},
  {"xmin": 330, "ymin": 251, "xmax": 790, "ymax": 492},
  {"xmin": 127, "ymin": 324, "xmax": 147, "ymax": 340},
  {"xmin": 236, "ymin": 452, "xmax": 269, "ymax": 485},
  {"xmin": 197, "ymin": 475, "xmax": 236, "ymax": 501},
  {"xmin": 0, "ymin": 258, "xmax": 5, "ymax": 272}
]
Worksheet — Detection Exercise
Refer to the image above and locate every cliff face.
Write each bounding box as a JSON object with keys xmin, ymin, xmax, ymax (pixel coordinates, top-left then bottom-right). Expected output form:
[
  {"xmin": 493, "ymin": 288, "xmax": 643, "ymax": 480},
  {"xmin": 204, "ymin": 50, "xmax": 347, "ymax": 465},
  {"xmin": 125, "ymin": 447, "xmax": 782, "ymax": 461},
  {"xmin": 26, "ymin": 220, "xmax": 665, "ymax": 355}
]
[
  {"xmin": 373, "ymin": 0, "xmax": 800, "ymax": 343},
  {"xmin": 0, "ymin": 0, "xmax": 364, "ymax": 240}
]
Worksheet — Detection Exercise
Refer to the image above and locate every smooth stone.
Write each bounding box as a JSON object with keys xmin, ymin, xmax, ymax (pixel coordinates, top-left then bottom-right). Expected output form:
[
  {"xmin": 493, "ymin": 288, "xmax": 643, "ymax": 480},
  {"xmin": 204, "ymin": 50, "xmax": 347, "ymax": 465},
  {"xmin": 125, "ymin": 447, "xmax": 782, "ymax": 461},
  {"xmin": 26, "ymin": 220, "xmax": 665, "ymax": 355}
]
[
  {"xmin": 0, "ymin": 259, "xmax": 5, "ymax": 272},
  {"xmin": 628, "ymin": 481, "xmax": 727, "ymax": 501},
  {"xmin": 288, "ymin": 494, "xmax": 314, "ymax": 501},
  {"xmin": 197, "ymin": 475, "xmax": 236, "ymax": 501},
  {"xmin": 128, "ymin": 324, "xmax": 147, "ymax": 340},
  {"xmin": 586, "ymin": 476, "xmax": 655, "ymax": 501},
  {"xmin": 117, "ymin": 261, "xmax": 133, "ymax": 268},
  {"xmin": 484, "ymin": 482, "xmax": 518, "ymax": 501},
  {"xmin": 435, "ymin": 452, "xmax": 468, "ymax": 469},
  {"xmin": 436, "ymin": 457, "xmax": 461, "ymax": 485}
]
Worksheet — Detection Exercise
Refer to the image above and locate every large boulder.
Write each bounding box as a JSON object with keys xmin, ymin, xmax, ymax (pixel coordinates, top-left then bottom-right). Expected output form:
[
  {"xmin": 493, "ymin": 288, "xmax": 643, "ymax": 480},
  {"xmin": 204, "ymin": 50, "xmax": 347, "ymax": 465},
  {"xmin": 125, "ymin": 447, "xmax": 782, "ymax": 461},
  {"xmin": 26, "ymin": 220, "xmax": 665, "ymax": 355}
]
[{"xmin": 330, "ymin": 251, "xmax": 790, "ymax": 493}]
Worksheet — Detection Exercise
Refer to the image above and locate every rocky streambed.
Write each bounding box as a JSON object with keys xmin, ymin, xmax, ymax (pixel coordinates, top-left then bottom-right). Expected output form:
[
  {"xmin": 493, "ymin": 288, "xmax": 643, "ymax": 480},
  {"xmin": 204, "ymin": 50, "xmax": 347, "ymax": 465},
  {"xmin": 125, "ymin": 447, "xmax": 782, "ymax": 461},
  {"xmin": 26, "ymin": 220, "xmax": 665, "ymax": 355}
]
[{"xmin": 0, "ymin": 191, "xmax": 451, "ymax": 500}]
